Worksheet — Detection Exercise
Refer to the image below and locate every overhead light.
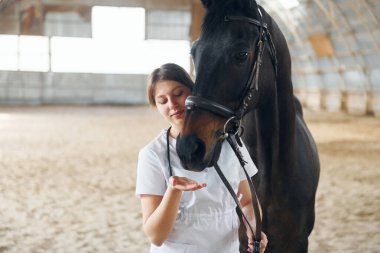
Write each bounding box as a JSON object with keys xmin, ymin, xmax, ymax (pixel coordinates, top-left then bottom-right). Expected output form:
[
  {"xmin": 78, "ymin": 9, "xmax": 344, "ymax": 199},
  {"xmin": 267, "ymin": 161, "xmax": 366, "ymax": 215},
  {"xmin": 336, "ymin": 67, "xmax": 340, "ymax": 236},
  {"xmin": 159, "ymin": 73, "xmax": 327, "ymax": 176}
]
[{"xmin": 283, "ymin": 0, "xmax": 300, "ymax": 9}]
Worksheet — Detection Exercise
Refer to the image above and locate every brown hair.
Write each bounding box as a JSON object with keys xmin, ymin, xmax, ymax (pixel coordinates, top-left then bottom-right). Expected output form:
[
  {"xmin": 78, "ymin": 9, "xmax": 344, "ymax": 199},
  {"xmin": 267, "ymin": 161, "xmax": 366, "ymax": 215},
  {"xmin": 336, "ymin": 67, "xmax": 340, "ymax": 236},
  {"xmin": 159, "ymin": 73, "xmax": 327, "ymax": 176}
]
[{"xmin": 147, "ymin": 63, "xmax": 194, "ymax": 106}]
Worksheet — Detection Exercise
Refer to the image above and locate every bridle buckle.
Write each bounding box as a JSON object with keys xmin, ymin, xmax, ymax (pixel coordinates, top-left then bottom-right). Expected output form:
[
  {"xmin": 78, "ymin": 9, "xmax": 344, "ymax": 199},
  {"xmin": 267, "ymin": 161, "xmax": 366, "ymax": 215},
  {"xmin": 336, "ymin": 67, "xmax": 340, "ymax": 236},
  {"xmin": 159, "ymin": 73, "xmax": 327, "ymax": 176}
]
[{"xmin": 223, "ymin": 116, "xmax": 241, "ymax": 135}]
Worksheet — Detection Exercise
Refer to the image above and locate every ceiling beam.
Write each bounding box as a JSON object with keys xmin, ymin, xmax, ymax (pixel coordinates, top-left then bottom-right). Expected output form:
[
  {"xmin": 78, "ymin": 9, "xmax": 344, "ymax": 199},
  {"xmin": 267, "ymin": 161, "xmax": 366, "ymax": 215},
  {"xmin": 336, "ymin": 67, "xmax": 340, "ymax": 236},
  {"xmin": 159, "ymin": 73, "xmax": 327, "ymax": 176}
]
[{"xmin": 40, "ymin": 0, "xmax": 191, "ymax": 11}]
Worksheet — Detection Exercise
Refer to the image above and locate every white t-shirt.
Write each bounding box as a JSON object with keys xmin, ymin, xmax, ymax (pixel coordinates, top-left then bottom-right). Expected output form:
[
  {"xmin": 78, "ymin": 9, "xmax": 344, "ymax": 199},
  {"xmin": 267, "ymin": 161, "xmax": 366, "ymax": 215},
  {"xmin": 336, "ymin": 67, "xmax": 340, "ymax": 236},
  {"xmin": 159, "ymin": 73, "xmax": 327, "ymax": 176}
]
[{"xmin": 136, "ymin": 129, "xmax": 258, "ymax": 253}]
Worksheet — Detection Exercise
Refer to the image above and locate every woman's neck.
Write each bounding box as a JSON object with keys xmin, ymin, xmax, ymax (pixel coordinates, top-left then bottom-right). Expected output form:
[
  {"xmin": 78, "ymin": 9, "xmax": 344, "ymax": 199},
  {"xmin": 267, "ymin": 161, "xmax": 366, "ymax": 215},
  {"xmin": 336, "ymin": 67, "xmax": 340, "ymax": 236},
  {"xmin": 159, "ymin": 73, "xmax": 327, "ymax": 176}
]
[{"xmin": 169, "ymin": 126, "xmax": 180, "ymax": 139}]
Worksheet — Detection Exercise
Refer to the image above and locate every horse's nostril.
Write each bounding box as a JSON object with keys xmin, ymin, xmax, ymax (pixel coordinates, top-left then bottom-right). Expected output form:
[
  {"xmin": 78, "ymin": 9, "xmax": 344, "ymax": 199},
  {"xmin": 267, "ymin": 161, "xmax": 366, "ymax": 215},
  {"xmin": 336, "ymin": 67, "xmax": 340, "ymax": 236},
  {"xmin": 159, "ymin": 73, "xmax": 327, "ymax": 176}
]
[
  {"xmin": 176, "ymin": 134, "xmax": 205, "ymax": 169},
  {"xmin": 190, "ymin": 137, "xmax": 205, "ymax": 158}
]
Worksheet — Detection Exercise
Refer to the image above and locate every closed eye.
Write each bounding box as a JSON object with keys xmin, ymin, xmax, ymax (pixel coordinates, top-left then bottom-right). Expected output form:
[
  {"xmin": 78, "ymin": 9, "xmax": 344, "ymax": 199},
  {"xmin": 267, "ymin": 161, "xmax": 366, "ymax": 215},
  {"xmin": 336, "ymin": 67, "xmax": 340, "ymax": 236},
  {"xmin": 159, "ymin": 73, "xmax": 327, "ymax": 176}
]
[
  {"xmin": 157, "ymin": 99, "xmax": 167, "ymax": 105},
  {"xmin": 156, "ymin": 96, "xmax": 167, "ymax": 104},
  {"xmin": 174, "ymin": 91, "xmax": 183, "ymax": 97}
]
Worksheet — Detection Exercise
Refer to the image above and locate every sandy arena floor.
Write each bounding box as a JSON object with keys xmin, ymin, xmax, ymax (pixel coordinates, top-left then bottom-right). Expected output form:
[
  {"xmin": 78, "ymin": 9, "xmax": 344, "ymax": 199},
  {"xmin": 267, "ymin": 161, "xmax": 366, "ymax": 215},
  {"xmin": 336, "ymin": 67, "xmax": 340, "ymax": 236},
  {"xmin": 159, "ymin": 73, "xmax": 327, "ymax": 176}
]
[{"xmin": 0, "ymin": 105, "xmax": 379, "ymax": 253}]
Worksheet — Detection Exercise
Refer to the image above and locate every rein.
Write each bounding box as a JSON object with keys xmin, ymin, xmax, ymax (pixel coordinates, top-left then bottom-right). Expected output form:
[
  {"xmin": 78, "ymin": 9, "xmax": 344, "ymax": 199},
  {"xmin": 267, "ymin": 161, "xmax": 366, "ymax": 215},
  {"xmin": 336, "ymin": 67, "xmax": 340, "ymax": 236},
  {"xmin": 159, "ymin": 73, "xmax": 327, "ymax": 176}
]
[
  {"xmin": 219, "ymin": 131, "xmax": 262, "ymax": 253},
  {"xmin": 215, "ymin": 130, "xmax": 262, "ymax": 253}
]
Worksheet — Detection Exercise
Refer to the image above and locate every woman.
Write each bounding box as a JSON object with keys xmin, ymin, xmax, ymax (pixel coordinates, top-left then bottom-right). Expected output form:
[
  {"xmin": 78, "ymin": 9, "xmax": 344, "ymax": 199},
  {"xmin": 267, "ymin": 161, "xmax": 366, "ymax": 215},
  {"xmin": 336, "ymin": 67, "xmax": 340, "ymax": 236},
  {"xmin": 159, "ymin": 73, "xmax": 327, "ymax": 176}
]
[{"xmin": 136, "ymin": 63, "xmax": 267, "ymax": 253}]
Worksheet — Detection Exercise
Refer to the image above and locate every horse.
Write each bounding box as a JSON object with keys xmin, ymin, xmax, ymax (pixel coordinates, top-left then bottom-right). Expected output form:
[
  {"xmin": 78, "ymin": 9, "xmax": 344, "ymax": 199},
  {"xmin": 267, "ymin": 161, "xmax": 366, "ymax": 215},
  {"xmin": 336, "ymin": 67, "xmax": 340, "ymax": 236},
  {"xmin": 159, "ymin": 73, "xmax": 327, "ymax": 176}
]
[{"xmin": 176, "ymin": 0, "xmax": 320, "ymax": 252}]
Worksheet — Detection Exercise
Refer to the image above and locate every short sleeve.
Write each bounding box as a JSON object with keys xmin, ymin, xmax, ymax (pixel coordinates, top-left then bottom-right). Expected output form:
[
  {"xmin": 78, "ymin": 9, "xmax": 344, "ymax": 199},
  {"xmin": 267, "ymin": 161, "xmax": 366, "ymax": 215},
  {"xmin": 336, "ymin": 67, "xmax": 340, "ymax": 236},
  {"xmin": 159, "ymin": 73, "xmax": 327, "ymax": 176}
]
[
  {"xmin": 135, "ymin": 147, "xmax": 167, "ymax": 197},
  {"xmin": 238, "ymin": 142, "xmax": 258, "ymax": 181}
]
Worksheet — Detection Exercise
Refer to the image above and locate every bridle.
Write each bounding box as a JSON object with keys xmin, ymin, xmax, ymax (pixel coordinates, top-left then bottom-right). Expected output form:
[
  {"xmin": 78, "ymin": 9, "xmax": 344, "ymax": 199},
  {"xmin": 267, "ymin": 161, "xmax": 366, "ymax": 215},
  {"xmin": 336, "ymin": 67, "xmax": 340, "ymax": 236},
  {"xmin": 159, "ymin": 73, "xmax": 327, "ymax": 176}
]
[{"xmin": 182, "ymin": 7, "xmax": 278, "ymax": 253}]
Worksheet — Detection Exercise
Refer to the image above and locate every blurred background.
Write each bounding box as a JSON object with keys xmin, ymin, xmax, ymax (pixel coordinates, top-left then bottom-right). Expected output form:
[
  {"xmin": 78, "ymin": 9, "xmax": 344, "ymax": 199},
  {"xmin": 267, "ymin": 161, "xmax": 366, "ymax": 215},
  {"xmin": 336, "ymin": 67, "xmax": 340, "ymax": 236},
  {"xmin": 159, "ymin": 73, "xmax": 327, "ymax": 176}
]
[
  {"xmin": 0, "ymin": 0, "xmax": 379, "ymax": 113},
  {"xmin": 0, "ymin": 0, "xmax": 379, "ymax": 253}
]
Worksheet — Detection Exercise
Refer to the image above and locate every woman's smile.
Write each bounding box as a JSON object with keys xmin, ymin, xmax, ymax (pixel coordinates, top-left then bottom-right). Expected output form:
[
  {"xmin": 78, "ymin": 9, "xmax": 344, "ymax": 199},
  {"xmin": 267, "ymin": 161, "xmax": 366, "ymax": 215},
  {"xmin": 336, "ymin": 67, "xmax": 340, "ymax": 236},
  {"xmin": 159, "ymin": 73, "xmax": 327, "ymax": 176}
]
[{"xmin": 171, "ymin": 110, "xmax": 185, "ymax": 119}]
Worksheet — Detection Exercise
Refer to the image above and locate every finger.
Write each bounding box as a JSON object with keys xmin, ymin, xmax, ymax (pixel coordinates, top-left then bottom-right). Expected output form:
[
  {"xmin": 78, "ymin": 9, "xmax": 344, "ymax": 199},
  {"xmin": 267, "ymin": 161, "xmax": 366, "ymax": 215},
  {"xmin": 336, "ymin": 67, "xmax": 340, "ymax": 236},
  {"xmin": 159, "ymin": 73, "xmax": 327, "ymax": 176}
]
[
  {"xmin": 260, "ymin": 239, "xmax": 267, "ymax": 253},
  {"xmin": 198, "ymin": 183, "xmax": 207, "ymax": 188},
  {"xmin": 181, "ymin": 178, "xmax": 199, "ymax": 186},
  {"xmin": 188, "ymin": 183, "xmax": 207, "ymax": 191},
  {"xmin": 261, "ymin": 232, "xmax": 268, "ymax": 243},
  {"xmin": 192, "ymin": 183, "xmax": 207, "ymax": 190},
  {"xmin": 260, "ymin": 240, "xmax": 267, "ymax": 249},
  {"xmin": 260, "ymin": 244, "xmax": 265, "ymax": 253},
  {"xmin": 247, "ymin": 243, "xmax": 253, "ymax": 253}
]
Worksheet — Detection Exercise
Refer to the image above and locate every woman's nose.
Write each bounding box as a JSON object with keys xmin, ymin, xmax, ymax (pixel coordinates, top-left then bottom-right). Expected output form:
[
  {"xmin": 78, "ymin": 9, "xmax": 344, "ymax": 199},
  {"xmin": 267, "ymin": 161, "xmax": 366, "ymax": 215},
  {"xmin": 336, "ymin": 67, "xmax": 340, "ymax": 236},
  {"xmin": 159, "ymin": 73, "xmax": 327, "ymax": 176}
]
[{"xmin": 168, "ymin": 98, "xmax": 178, "ymax": 109}]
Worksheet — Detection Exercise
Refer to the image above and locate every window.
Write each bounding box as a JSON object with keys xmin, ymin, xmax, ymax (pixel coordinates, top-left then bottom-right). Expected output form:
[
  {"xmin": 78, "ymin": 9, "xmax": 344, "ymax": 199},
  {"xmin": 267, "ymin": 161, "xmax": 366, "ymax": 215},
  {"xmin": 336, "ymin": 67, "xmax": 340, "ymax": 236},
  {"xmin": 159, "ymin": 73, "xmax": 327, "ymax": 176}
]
[{"xmin": 146, "ymin": 10, "xmax": 191, "ymax": 40}]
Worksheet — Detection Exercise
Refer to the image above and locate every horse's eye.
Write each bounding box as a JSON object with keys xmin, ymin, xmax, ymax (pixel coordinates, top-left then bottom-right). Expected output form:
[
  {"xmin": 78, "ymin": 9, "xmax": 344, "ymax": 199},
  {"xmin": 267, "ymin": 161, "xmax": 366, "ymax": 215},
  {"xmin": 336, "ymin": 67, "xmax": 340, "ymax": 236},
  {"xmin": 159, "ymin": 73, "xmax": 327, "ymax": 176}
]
[{"xmin": 235, "ymin": 51, "xmax": 249, "ymax": 62}]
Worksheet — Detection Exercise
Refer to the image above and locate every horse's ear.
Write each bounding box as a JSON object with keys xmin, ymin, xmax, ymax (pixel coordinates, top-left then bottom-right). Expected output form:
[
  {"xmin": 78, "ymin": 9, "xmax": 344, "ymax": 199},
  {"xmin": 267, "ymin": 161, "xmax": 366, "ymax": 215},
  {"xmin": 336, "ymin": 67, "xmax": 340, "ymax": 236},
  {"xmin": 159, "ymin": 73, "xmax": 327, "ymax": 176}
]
[{"xmin": 201, "ymin": 0, "xmax": 213, "ymax": 10}]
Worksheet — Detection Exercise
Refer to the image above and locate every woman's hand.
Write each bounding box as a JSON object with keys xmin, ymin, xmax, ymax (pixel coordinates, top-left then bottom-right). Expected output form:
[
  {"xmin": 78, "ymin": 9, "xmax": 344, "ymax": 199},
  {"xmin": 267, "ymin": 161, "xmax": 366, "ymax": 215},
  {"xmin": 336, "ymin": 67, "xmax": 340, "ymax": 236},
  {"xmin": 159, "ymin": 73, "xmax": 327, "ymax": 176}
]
[
  {"xmin": 169, "ymin": 176, "xmax": 207, "ymax": 191},
  {"xmin": 248, "ymin": 232, "xmax": 268, "ymax": 253}
]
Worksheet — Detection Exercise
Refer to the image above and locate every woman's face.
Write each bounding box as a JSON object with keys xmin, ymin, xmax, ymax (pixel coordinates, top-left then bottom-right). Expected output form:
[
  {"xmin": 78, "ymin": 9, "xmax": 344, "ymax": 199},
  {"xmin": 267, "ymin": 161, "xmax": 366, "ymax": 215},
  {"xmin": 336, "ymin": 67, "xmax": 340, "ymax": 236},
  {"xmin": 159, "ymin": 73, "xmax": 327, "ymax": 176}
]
[{"xmin": 154, "ymin": 80, "xmax": 191, "ymax": 130}]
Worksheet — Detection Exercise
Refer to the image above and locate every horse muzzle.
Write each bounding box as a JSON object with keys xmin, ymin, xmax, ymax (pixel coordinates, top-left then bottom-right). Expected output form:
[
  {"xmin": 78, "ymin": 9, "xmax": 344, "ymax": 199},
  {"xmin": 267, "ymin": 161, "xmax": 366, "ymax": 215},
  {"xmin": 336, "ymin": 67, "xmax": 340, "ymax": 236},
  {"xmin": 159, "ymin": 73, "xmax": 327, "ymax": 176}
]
[
  {"xmin": 176, "ymin": 133, "xmax": 208, "ymax": 172},
  {"xmin": 176, "ymin": 133, "xmax": 223, "ymax": 172}
]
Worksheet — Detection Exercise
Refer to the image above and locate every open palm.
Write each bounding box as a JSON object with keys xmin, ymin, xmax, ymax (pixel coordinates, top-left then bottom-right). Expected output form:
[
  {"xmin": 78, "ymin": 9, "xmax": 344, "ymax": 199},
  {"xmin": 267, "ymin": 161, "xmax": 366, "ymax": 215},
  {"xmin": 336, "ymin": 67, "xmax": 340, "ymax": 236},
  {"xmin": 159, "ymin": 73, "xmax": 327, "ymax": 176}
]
[{"xmin": 169, "ymin": 176, "xmax": 207, "ymax": 191}]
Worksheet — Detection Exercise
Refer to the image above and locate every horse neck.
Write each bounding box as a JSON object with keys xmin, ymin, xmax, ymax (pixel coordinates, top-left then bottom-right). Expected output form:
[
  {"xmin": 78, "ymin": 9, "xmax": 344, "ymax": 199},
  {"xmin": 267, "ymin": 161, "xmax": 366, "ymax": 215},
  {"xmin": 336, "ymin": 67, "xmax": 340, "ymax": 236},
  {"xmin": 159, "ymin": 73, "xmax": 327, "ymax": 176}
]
[
  {"xmin": 264, "ymin": 8, "xmax": 297, "ymax": 165},
  {"xmin": 243, "ymin": 88, "xmax": 296, "ymax": 204},
  {"xmin": 243, "ymin": 15, "xmax": 297, "ymax": 174}
]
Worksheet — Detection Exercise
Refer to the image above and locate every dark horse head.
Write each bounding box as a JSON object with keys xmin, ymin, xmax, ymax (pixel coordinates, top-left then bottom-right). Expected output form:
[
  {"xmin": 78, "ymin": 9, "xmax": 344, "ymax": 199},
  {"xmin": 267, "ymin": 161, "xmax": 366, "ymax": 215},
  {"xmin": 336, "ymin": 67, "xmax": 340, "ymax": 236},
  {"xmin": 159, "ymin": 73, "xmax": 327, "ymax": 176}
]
[
  {"xmin": 176, "ymin": 0, "xmax": 320, "ymax": 252},
  {"xmin": 176, "ymin": 0, "xmax": 278, "ymax": 171}
]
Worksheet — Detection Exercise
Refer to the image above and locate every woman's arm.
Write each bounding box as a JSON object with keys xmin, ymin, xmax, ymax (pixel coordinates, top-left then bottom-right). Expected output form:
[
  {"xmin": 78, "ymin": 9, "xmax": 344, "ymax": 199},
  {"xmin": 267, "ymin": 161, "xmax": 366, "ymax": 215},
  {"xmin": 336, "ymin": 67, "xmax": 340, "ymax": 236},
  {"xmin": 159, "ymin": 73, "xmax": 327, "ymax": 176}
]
[
  {"xmin": 238, "ymin": 180, "xmax": 258, "ymax": 241},
  {"xmin": 140, "ymin": 176, "xmax": 206, "ymax": 246},
  {"xmin": 141, "ymin": 187, "xmax": 182, "ymax": 246}
]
